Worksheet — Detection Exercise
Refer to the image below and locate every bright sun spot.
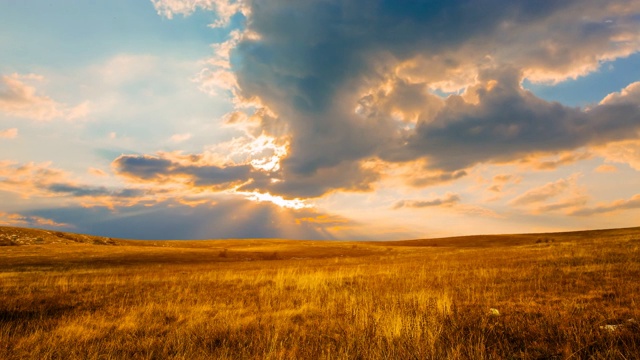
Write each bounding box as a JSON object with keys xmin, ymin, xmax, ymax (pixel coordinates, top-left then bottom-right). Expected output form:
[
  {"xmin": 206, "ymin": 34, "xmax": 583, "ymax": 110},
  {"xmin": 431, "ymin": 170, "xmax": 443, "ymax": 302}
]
[
  {"xmin": 247, "ymin": 135, "xmax": 288, "ymax": 172},
  {"xmin": 239, "ymin": 191, "xmax": 309, "ymax": 210}
]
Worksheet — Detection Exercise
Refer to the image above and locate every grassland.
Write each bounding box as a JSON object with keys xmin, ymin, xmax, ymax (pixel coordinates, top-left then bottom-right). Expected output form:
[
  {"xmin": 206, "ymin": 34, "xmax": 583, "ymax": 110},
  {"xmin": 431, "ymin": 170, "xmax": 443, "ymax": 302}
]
[{"xmin": 1, "ymin": 226, "xmax": 639, "ymax": 359}]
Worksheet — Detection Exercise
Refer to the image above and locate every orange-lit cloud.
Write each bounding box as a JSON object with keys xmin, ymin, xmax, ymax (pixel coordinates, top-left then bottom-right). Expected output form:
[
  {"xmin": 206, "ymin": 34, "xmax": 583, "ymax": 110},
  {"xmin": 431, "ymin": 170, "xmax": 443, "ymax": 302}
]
[
  {"xmin": 595, "ymin": 164, "xmax": 618, "ymax": 173},
  {"xmin": 571, "ymin": 194, "xmax": 640, "ymax": 216},
  {"xmin": 0, "ymin": 74, "xmax": 89, "ymax": 121},
  {"xmin": 392, "ymin": 191, "xmax": 500, "ymax": 219},
  {"xmin": 88, "ymin": 167, "xmax": 108, "ymax": 177},
  {"xmin": 0, "ymin": 128, "xmax": 18, "ymax": 139},
  {"xmin": 510, "ymin": 175, "xmax": 582, "ymax": 207},
  {"xmin": 508, "ymin": 174, "xmax": 590, "ymax": 215},
  {"xmin": 600, "ymin": 81, "xmax": 640, "ymax": 105},
  {"xmin": 519, "ymin": 151, "xmax": 593, "ymax": 171},
  {"xmin": 0, "ymin": 212, "xmax": 71, "ymax": 228},
  {"xmin": 382, "ymin": 159, "xmax": 467, "ymax": 189},
  {"xmin": 484, "ymin": 173, "xmax": 522, "ymax": 201},
  {"xmin": 0, "ymin": 161, "xmax": 163, "ymax": 209},
  {"xmin": 393, "ymin": 192, "xmax": 460, "ymax": 209},
  {"xmin": 595, "ymin": 140, "xmax": 640, "ymax": 171}
]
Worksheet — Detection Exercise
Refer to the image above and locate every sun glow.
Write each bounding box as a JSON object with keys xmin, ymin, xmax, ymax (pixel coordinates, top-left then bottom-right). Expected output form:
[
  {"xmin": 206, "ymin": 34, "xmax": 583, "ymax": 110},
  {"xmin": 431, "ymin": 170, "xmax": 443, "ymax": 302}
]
[
  {"xmin": 247, "ymin": 135, "xmax": 288, "ymax": 172},
  {"xmin": 238, "ymin": 191, "xmax": 310, "ymax": 210}
]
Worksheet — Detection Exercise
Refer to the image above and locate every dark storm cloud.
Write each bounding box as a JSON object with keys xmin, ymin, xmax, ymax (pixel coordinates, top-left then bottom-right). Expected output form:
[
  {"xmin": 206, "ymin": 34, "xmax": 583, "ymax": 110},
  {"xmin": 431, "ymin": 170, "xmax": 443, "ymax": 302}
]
[
  {"xmin": 384, "ymin": 69, "xmax": 640, "ymax": 171},
  {"xmin": 112, "ymin": 155, "xmax": 174, "ymax": 180},
  {"xmin": 113, "ymin": 154, "xmax": 265, "ymax": 187},
  {"xmin": 237, "ymin": 0, "xmax": 575, "ymax": 110},
  {"xmin": 115, "ymin": 1, "xmax": 640, "ymax": 200},
  {"xmin": 236, "ymin": 0, "xmax": 564, "ymax": 128},
  {"xmin": 224, "ymin": 0, "xmax": 640, "ymax": 196},
  {"xmin": 262, "ymin": 160, "xmax": 380, "ymax": 198}
]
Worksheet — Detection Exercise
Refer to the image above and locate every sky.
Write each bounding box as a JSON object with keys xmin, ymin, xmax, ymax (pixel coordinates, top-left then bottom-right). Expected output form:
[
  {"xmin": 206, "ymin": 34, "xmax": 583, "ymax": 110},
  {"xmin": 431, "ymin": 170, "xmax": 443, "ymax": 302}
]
[{"xmin": 1, "ymin": 0, "xmax": 640, "ymax": 240}]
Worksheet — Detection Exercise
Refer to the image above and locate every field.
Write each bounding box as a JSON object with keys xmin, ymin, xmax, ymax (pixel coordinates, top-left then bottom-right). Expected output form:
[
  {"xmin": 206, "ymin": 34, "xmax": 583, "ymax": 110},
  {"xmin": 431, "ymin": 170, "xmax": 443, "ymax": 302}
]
[{"xmin": 1, "ymin": 226, "xmax": 639, "ymax": 359}]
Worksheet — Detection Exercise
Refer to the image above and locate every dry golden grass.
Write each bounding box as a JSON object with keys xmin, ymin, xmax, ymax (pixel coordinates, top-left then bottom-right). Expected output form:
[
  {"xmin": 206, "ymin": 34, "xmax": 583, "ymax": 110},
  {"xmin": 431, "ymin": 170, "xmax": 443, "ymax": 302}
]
[{"xmin": 1, "ymin": 226, "xmax": 639, "ymax": 359}]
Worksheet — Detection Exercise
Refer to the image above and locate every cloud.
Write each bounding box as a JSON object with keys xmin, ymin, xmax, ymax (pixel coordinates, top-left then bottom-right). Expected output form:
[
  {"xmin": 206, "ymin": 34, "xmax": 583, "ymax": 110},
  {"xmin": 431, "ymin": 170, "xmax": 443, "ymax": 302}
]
[
  {"xmin": 0, "ymin": 128, "xmax": 18, "ymax": 139},
  {"xmin": 493, "ymin": 175, "xmax": 516, "ymax": 183},
  {"xmin": 486, "ymin": 173, "xmax": 522, "ymax": 194},
  {"xmin": 453, "ymin": 204, "xmax": 502, "ymax": 218},
  {"xmin": 170, "ymin": 133, "xmax": 192, "ymax": 142},
  {"xmin": 256, "ymin": 160, "xmax": 381, "ymax": 198},
  {"xmin": 112, "ymin": 153, "xmax": 317, "ymax": 207},
  {"xmin": 88, "ymin": 167, "xmax": 108, "ymax": 177},
  {"xmin": 595, "ymin": 140, "xmax": 640, "ymax": 170},
  {"xmin": 225, "ymin": 1, "xmax": 640, "ymax": 194},
  {"xmin": 394, "ymin": 192, "xmax": 460, "ymax": 209},
  {"xmin": 407, "ymin": 169, "xmax": 468, "ymax": 188},
  {"xmin": 385, "ymin": 69, "xmax": 640, "ymax": 171},
  {"xmin": 600, "ymin": 81, "xmax": 640, "ymax": 105},
  {"xmin": 112, "ymin": 153, "xmax": 261, "ymax": 188},
  {"xmin": 0, "ymin": 74, "xmax": 90, "ymax": 121},
  {"xmin": 510, "ymin": 175, "xmax": 580, "ymax": 206},
  {"xmin": 130, "ymin": 1, "xmax": 640, "ymax": 202},
  {"xmin": 0, "ymin": 152, "xmax": 377, "ymax": 239},
  {"xmin": 570, "ymin": 194, "xmax": 640, "ymax": 216},
  {"xmin": 524, "ymin": 151, "xmax": 593, "ymax": 171},
  {"xmin": 0, "ymin": 212, "xmax": 71, "ymax": 228},
  {"xmin": 0, "ymin": 161, "xmax": 163, "ymax": 208},
  {"xmin": 536, "ymin": 196, "xmax": 589, "ymax": 214},
  {"xmin": 507, "ymin": 174, "xmax": 592, "ymax": 215},
  {"xmin": 393, "ymin": 192, "xmax": 501, "ymax": 218},
  {"xmin": 45, "ymin": 183, "xmax": 146, "ymax": 199},
  {"xmin": 0, "ymin": 160, "xmax": 375, "ymax": 239},
  {"xmin": 0, "ymin": 160, "xmax": 66, "ymax": 198},
  {"xmin": 151, "ymin": 0, "xmax": 247, "ymax": 27},
  {"xmin": 595, "ymin": 164, "xmax": 618, "ymax": 173}
]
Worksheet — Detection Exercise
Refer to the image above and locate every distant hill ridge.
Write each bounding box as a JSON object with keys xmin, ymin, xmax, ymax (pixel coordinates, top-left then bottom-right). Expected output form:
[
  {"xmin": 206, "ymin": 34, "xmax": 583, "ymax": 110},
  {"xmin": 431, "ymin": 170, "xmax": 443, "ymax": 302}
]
[
  {"xmin": 0, "ymin": 226, "xmax": 118, "ymax": 246},
  {"xmin": 1, "ymin": 225, "xmax": 639, "ymax": 247},
  {"xmin": 381, "ymin": 226, "xmax": 640, "ymax": 248}
]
